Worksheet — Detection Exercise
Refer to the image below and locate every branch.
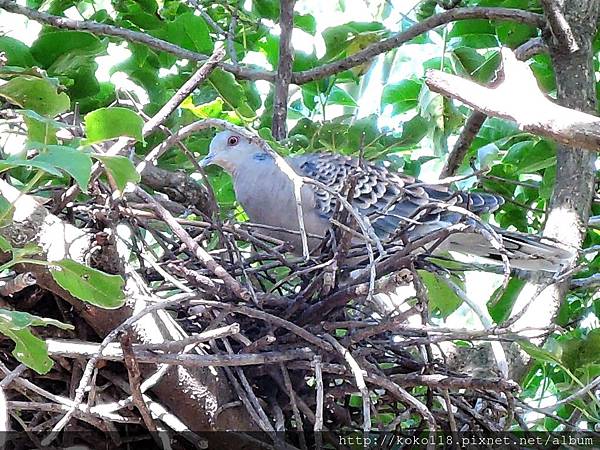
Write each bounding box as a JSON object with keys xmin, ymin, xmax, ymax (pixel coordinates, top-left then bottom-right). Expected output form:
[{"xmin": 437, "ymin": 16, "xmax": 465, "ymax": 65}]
[
  {"xmin": 142, "ymin": 46, "xmax": 226, "ymax": 136},
  {"xmin": 440, "ymin": 37, "xmax": 547, "ymax": 177},
  {"xmin": 426, "ymin": 48, "xmax": 600, "ymax": 152},
  {"xmin": 0, "ymin": 0, "xmax": 273, "ymax": 82},
  {"xmin": 271, "ymin": 0, "xmax": 295, "ymax": 140},
  {"xmin": 571, "ymin": 274, "xmax": 600, "ymax": 290},
  {"xmin": 0, "ymin": 2, "xmax": 544, "ymax": 85},
  {"xmin": 540, "ymin": 0, "xmax": 579, "ymax": 53},
  {"xmin": 46, "ymin": 338, "xmax": 314, "ymax": 366},
  {"xmin": 292, "ymin": 8, "xmax": 544, "ymax": 84}
]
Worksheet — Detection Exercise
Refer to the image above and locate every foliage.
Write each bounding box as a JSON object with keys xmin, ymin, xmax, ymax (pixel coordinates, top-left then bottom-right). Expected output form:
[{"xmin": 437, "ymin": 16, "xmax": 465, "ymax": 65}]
[{"xmin": 0, "ymin": 0, "xmax": 597, "ymax": 436}]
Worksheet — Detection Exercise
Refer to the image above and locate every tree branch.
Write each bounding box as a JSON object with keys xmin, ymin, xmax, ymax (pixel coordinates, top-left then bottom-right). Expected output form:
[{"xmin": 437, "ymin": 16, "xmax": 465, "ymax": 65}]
[
  {"xmin": 271, "ymin": 0, "xmax": 295, "ymax": 140},
  {"xmin": 142, "ymin": 46, "xmax": 226, "ymax": 136},
  {"xmin": 440, "ymin": 38, "xmax": 547, "ymax": 177},
  {"xmin": 426, "ymin": 47, "xmax": 600, "ymax": 152},
  {"xmin": 540, "ymin": 0, "xmax": 579, "ymax": 53},
  {"xmin": 292, "ymin": 8, "xmax": 544, "ymax": 84},
  {"xmin": 0, "ymin": 2, "xmax": 544, "ymax": 85},
  {"xmin": 0, "ymin": 0, "xmax": 273, "ymax": 82}
]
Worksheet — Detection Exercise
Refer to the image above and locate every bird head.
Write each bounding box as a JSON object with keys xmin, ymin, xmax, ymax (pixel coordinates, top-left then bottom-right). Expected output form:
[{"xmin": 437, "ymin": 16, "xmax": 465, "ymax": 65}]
[{"xmin": 200, "ymin": 130, "xmax": 270, "ymax": 173}]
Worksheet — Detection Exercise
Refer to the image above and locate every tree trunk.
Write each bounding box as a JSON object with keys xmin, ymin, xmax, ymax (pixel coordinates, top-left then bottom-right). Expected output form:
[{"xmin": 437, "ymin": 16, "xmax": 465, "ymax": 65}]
[{"xmin": 509, "ymin": 0, "xmax": 599, "ymax": 381}]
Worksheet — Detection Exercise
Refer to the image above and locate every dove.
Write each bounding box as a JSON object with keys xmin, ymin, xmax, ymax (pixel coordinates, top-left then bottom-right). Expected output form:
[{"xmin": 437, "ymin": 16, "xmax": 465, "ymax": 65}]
[{"xmin": 200, "ymin": 130, "xmax": 573, "ymax": 272}]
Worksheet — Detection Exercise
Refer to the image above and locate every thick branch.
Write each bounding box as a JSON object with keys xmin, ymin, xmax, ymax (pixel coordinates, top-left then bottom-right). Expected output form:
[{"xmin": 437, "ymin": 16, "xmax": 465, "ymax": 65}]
[
  {"xmin": 440, "ymin": 38, "xmax": 547, "ymax": 177},
  {"xmin": 426, "ymin": 48, "xmax": 600, "ymax": 152},
  {"xmin": 540, "ymin": 0, "xmax": 579, "ymax": 53},
  {"xmin": 271, "ymin": 0, "xmax": 295, "ymax": 140}
]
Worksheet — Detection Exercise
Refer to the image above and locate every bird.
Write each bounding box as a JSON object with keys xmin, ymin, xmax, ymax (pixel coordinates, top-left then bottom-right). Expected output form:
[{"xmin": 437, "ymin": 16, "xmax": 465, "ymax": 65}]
[{"xmin": 200, "ymin": 130, "xmax": 574, "ymax": 272}]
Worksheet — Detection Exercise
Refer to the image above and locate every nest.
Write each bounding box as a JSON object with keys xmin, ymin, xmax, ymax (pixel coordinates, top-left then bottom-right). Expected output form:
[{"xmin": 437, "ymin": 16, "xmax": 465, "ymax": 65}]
[{"xmin": 0, "ymin": 174, "xmax": 546, "ymax": 450}]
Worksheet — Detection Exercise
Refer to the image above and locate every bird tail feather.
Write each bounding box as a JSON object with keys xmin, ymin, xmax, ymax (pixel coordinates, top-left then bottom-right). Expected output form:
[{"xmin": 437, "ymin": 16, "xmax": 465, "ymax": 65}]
[{"xmin": 441, "ymin": 228, "xmax": 575, "ymax": 272}]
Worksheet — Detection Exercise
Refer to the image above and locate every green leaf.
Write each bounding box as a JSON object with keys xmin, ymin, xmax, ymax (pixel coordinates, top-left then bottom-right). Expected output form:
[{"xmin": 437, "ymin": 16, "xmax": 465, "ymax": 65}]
[
  {"xmin": 11, "ymin": 243, "xmax": 40, "ymax": 260},
  {"xmin": 152, "ymin": 12, "xmax": 213, "ymax": 55},
  {"xmin": 30, "ymin": 31, "xmax": 105, "ymax": 68},
  {"xmin": 0, "ymin": 157, "xmax": 62, "ymax": 177},
  {"xmin": 322, "ymin": 22, "xmax": 384, "ymax": 61},
  {"xmin": 348, "ymin": 393, "xmax": 363, "ymax": 408},
  {"xmin": 530, "ymin": 54, "xmax": 556, "ymax": 93},
  {"xmin": 448, "ymin": 20, "xmax": 498, "ymax": 49},
  {"xmin": 0, "ymin": 235, "xmax": 11, "ymax": 252},
  {"xmin": 327, "ymin": 86, "xmax": 357, "ymax": 107},
  {"xmin": 503, "ymin": 140, "xmax": 556, "ymax": 174},
  {"xmin": 381, "ymin": 79, "xmax": 422, "ymax": 114},
  {"xmin": 452, "ymin": 48, "xmax": 500, "ymax": 82},
  {"xmin": 77, "ymin": 81, "xmax": 117, "ymax": 114},
  {"xmin": 496, "ymin": 22, "xmax": 537, "ymax": 48},
  {"xmin": 518, "ymin": 340, "xmax": 562, "ymax": 365},
  {"xmin": 487, "ymin": 277, "xmax": 525, "ymax": 323},
  {"xmin": 476, "ymin": 142, "xmax": 500, "ymax": 170},
  {"xmin": 252, "ymin": 0, "xmax": 279, "ymax": 20},
  {"xmin": 294, "ymin": 13, "xmax": 317, "ymax": 35},
  {"xmin": 0, "ymin": 309, "xmax": 73, "ymax": 374},
  {"xmin": 50, "ymin": 259, "xmax": 125, "ymax": 309},
  {"xmin": 418, "ymin": 271, "xmax": 463, "ymax": 318},
  {"xmin": 0, "ymin": 36, "xmax": 36, "ymax": 67},
  {"xmin": 19, "ymin": 109, "xmax": 65, "ymax": 145},
  {"xmin": 0, "ymin": 309, "xmax": 73, "ymax": 331},
  {"xmin": 181, "ymin": 96, "xmax": 224, "ymax": 118},
  {"xmin": 208, "ymin": 69, "xmax": 255, "ymax": 119},
  {"xmin": 84, "ymin": 107, "xmax": 144, "ymax": 145},
  {"xmin": 31, "ymin": 145, "xmax": 92, "ymax": 192},
  {"xmin": 0, "ymin": 326, "xmax": 52, "ymax": 374},
  {"xmin": 396, "ymin": 115, "xmax": 429, "ymax": 146},
  {"xmin": 93, "ymin": 155, "xmax": 141, "ymax": 192},
  {"xmin": 0, "ymin": 194, "xmax": 15, "ymax": 229},
  {"xmin": 561, "ymin": 329, "xmax": 600, "ymax": 371},
  {"xmin": 0, "ymin": 75, "xmax": 70, "ymax": 117}
]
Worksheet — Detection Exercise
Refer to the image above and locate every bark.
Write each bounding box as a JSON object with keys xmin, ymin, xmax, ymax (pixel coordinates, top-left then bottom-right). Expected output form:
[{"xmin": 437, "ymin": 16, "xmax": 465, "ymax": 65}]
[{"xmin": 271, "ymin": 0, "xmax": 295, "ymax": 140}]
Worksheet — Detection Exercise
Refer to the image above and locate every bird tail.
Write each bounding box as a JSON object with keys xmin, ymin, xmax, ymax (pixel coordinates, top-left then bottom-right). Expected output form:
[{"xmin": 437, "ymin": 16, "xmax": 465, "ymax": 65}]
[{"xmin": 441, "ymin": 228, "xmax": 575, "ymax": 272}]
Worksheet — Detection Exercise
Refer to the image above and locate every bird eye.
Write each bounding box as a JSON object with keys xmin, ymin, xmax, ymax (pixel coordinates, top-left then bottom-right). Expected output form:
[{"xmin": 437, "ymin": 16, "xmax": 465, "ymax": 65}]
[{"xmin": 227, "ymin": 136, "xmax": 239, "ymax": 146}]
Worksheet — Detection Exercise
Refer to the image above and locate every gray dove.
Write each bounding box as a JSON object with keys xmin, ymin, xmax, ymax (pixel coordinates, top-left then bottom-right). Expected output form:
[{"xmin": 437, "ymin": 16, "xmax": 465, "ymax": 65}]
[{"xmin": 200, "ymin": 130, "xmax": 573, "ymax": 272}]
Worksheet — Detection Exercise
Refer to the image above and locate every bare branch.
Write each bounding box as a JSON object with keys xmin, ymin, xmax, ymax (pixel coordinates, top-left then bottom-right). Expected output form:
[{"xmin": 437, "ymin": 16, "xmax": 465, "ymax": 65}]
[
  {"xmin": 323, "ymin": 335, "xmax": 371, "ymax": 433},
  {"xmin": 441, "ymin": 38, "xmax": 547, "ymax": 177},
  {"xmin": 46, "ymin": 338, "xmax": 314, "ymax": 366},
  {"xmin": 441, "ymin": 111, "xmax": 487, "ymax": 178},
  {"xmin": 426, "ymin": 48, "xmax": 600, "ymax": 152},
  {"xmin": 272, "ymin": 0, "xmax": 295, "ymax": 140},
  {"xmin": 540, "ymin": 0, "xmax": 579, "ymax": 53},
  {"xmin": 142, "ymin": 46, "xmax": 226, "ymax": 137}
]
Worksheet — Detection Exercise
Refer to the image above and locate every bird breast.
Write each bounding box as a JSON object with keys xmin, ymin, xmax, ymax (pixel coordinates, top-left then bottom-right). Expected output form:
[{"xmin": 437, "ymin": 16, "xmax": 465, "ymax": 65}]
[{"xmin": 232, "ymin": 161, "xmax": 329, "ymax": 252}]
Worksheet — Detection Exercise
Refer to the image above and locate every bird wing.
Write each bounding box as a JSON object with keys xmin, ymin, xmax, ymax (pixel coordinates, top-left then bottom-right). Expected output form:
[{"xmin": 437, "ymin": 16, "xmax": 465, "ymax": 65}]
[{"xmin": 288, "ymin": 153, "xmax": 504, "ymax": 240}]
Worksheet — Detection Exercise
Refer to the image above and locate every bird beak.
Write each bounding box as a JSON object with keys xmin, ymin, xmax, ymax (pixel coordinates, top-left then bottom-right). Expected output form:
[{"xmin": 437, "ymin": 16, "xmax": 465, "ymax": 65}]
[{"xmin": 199, "ymin": 154, "xmax": 214, "ymax": 168}]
